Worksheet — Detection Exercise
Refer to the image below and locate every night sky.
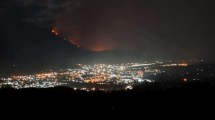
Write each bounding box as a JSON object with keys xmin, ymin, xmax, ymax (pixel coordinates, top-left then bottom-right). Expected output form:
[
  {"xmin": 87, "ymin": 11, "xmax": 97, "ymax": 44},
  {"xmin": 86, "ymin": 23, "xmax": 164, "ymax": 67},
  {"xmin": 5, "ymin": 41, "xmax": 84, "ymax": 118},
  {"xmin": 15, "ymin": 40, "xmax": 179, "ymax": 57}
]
[{"xmin": 1, "ymin": 0, "xmax": 215, "ymax": 73}]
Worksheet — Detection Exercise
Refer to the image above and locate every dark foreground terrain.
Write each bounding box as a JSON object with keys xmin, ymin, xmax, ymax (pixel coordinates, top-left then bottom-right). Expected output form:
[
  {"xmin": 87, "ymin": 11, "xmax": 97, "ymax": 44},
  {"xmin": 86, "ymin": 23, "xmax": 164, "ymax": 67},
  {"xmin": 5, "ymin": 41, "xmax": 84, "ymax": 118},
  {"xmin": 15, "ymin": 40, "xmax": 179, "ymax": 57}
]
[{"xmin": 0, "ymin": 81, "xmax": 215, "ymax": 120}]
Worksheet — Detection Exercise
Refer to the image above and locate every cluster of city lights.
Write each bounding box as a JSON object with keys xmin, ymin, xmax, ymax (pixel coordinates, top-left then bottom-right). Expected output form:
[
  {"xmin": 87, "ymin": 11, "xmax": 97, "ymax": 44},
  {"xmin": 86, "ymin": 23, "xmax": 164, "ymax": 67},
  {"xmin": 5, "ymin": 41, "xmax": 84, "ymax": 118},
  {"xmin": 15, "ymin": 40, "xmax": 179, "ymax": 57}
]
[{"xmin": 0, "ymin": 61, "xmax": 196, "ymax": 91}]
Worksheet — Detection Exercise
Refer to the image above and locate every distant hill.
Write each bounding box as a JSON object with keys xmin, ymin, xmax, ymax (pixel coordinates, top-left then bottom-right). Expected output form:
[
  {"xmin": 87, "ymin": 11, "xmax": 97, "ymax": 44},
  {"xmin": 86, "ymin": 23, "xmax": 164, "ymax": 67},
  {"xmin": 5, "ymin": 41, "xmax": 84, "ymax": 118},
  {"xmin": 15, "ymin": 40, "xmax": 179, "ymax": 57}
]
[
  {"xmin": 0, "ymin": 23, "xmax": 86, "ymax": 75},
  {"xmin": 0, "ymin": 81, "xmax": 215, "ymax": 119}
]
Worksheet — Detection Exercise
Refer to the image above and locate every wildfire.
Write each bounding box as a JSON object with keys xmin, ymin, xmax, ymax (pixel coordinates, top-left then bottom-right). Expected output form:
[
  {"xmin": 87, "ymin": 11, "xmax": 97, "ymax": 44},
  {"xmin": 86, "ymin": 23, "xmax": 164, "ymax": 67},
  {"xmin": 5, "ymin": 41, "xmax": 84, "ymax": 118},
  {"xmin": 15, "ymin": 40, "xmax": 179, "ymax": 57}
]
[
  {"xmin": 51, "ymin": 28, "xmax": 59, "ymax": 36},
  {"xmin": 51, "ymin": 27, "xmax": 81, "ymax": 48},
  {"xmin": 69, "ymin": 39, "xmax": 80, "ymax": 48}
]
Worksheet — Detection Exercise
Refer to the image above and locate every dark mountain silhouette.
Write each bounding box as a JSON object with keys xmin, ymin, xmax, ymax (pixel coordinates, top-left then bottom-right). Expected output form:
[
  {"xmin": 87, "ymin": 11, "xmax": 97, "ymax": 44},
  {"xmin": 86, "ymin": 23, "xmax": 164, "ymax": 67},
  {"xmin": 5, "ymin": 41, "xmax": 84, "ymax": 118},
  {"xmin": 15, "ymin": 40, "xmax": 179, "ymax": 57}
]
[{"xmin": 0, "ymin": 22, "xmax": 86, "ymax": 75}]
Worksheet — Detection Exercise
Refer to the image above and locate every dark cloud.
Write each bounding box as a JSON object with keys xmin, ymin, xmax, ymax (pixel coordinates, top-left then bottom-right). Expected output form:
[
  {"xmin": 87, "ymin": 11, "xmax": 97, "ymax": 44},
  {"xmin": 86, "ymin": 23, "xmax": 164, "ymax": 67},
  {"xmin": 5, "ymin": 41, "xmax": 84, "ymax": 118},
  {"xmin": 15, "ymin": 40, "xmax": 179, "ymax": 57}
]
[
  {"xmin": 16, "ymin": 0, "xmax": 82, "ymax": 25},
  {"xmin": 51, "ymin": 0, "xmax": 215, "ymax": 57},
  {"xmin": 0, "ymin": 0, "xmax": 215, "ymax": 63}
]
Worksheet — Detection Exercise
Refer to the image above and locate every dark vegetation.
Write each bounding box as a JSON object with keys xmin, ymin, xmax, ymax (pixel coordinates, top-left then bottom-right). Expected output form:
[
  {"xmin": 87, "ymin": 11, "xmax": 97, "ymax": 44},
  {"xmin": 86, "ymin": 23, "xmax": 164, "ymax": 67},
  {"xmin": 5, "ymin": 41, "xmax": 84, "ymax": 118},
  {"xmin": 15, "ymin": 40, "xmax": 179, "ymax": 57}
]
[{"xmin": 0, "ymin": 80, "xmax": 215, "ymax": 119}]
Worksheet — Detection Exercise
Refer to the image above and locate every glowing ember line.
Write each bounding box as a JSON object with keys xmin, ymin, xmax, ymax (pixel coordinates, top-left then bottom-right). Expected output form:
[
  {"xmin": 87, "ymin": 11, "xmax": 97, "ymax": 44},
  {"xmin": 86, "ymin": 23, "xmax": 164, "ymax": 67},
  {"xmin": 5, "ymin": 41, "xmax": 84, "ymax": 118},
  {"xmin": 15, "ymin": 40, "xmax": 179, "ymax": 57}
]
[
  {"xmin": 51, "ymin": 27, "xmax": 80, "ymax": 48},
  {"xmin": 51, "ymin": 28, "xmax": 59, "ymax": 36}
]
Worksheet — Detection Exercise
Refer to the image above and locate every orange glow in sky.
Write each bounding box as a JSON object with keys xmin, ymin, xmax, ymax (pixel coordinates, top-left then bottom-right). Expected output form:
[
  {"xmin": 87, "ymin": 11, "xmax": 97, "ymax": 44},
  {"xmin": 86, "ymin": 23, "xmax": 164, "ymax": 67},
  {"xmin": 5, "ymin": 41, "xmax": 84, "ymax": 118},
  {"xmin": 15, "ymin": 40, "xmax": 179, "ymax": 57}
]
[{"xmin": 91, "ymin": 46, "xmax": 107, "ymax": 52}]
